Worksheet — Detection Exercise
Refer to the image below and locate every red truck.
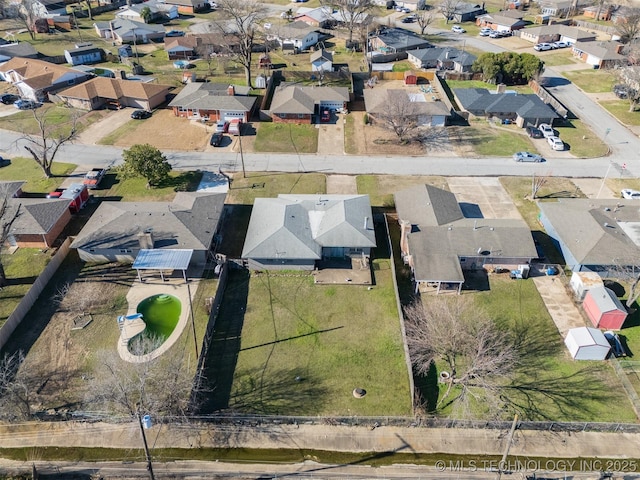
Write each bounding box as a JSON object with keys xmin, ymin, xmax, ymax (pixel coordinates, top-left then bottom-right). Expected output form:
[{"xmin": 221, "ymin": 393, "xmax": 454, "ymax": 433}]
[{"xmin": 83, "ymin": 168, "xmax": 106, "ymax": 189}]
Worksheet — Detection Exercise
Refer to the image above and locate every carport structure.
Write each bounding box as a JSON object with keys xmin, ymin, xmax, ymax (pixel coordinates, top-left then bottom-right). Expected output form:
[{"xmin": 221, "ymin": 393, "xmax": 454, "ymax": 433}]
[{"xmin": 132, "ymin": 249, "xmax": 194, "ymax": 283}]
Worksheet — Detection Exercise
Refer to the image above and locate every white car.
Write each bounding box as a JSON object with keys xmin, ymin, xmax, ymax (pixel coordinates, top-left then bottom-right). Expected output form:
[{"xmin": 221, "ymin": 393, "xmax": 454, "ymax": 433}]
[
  {"xmin": 547, "ymin": 136, "xmax": 564, "ymax": 151},
  {"xmin": 538, "ymin": 123, "xmax": 555, "ymax": 138},
  {"xmin": 621, "ymin": 189, "xmax": 640, "ymax": 200},
  {"xmin": 451, "ymin": 25, "xmax": 466, "ymax": 33},
  {"xmin": 479, "ymin": 27, "xmax": 492, "ymax": 36},
  {"xmin": 553, "ymin": 41, "xmax": 568, "ymax": 49},
  {"xmin": 534, "ymin": 43, "xmax": 552, "ymax": 51}
]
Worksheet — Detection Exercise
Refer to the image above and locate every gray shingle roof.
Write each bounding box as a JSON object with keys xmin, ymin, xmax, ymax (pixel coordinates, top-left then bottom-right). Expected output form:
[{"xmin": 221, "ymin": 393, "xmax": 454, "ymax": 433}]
[
  {"xmin": 375, "ymin": 28, "xmax": 431, "ymax": 51},
  {"xmin": 454, "ymin": 88, "xmax": 559, "ymax": 120},
  {"xmin": 242, "ymin": 194, "xmax": 376, "ymax": 260},
  {"xmin": 572, "ymin": 41, "xmax": 626, "ymax": 61},
  {"xmin": 310, "ymin": 49, "xmax": 333, "ymax": 63},
  {"xmin": 70, "ymin": 192, "xmax": 226, "ymax": 251},
  {"xmin": 168, "ymin": 82, "xmax": 256, "ymax": 111},
  {"xmin": 363, "ymin": 89, "xmax": 451, "ymax": 117},
  {"xmin": 276, "ymin": 21, "xmax": 318, "ymax": 41},
  {"xmin": 408, "ymin": 47, "xmax": 476, "ymax": 66},
  {"xmin": 270, "ymin": 84, "xmax": 349, "ymax": 114}
]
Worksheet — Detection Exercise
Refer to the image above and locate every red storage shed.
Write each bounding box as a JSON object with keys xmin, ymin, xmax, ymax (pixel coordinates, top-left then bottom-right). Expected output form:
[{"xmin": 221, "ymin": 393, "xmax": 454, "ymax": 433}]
[
  {"xmin": 582, "ymin": 286, "xmax": 628, "ymax": 330},
  {"xmin": 404, "ymin": 70, "xmax": 417, "ymax": 85}
]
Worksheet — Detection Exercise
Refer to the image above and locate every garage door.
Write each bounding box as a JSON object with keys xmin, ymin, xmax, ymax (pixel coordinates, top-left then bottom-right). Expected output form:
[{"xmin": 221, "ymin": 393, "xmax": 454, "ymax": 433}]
[
  {"xmin": 319, "ymin": 101, "xmax": 344, "ymax": 111},
  {"xmin": 222, "ymin": 111, "xmax": 245, "ymax": 121}
]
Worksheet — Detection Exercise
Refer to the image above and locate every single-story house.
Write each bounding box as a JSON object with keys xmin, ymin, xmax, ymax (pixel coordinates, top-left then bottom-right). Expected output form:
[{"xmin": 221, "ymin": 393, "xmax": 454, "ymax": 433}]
[
  {"xmin": 241, "ymin": 194, "xmax": 377, "ymax": 271},
  {"xmin": 569, "ymin": 271, "xmax": 604, "ymax": 301},
  {"xmin": 407, "ymin": 47, "xmax": 476, "ymax": 73},
  {"xmin": 56, "ymin": 77, "xmax": 171, "ymax": 111},
  {"xmin": 583, "ymin": 4, "xmax": 614, "ymax": 21},
  {"xmin": 0, "ymin": 42, "xmax": 39, "ymax": 62},
  {"xmin": 453, "ymin": 88, "xmax": 559, "ymax": 127},
  {"xmin": 571, "ymin": 41, "xmax": 627, "ymax": 69},
  {"xmin": 161, "ymin": 0, "xmax": 208, "ymax": 14},
  {"xmin": 294, "ymin": 6, "xmax": 334, "ymax": 28},
  {"xmin": 269, "ymin": 84, "xmax": 350, "ymax": 123},
  {"xmin": 269, "ymin": 21, "xmax": 320, "ymax": 52},
  {"xmin": 612, "ymin": 6, "xmax": 637, "ymax": 25},
  {"xmin": 447, "ymin": 2, "xmax": 486, "ymax": 23},
  {"xmin": 394, "ymin": 185, "xmax": 537, "ymax": 294},
  {"xmin": 537, "ymin": 198, "xmax": 640, "ymax": 277},
  {"xmin": 519, "ymin": 25, "xmax": 596, "ymax": 45},
  {"xmin": 0, "ymin": 181, "xmax": 72, "ymax": 249},
  {"xmin": 0, "ymin": 57, "xmax": 93, "ymax": 102},
  {"xmin": 164, "ymin": 36, "xmax": 198, "ymax": 60},
  {"xmin": 476, "ymin": 11, "xmax": 525, "ymax": 32},
  {"xmin": 168, "ymin": 82, "xmax": 256, "ymax": 123},
  {"xmin": 311, "ymin": 49, "xmax": 333, "ymax": 72},
  {"xmin": 369, "ymin": 28, "xmax": 431, "ymax": 53},
  {"xmin": 31, "ymin": 0, "xmax": 67, "ymax": 16},
  {"xmin": 94, "ymin": 19, "xmax": 166, "ymax": 44},
  {"xmin": 70, "ymin": 192, "xmax": 226, "ymax": 265},
  {"xmin": 64, "ymin": 46, "xmax": 105, "ymax": 66},
  {"xmin": 363, "ymin": 89, "xmax": 451, "ymax": 127},
  {"xmin": 564, "ymin": 327, "xmax": 610, "ymax": 360},
  {"xmin": 583, "ymin": 286, "xmax": 628, "ymax": 330},
  {"xmin": 116, "ymin": 1, "xmax": 178, "ymax": 23},
  {"xmin": 538, "ymin": 0, "xmax": 573, "ymax": 17}
]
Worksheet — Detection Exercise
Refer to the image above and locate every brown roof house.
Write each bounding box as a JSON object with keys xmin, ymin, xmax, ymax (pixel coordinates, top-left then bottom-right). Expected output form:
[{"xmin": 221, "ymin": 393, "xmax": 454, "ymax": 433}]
[
  {"xmin": 168, "ymin": 82, "xmax": 256, "ymax": 123},
  {"xmin": 269, "ymin": 84, "xmax": 350, "ymax": 123},
  {"xmin": 394, "ymin": 184, "xmax": 537, "ymax": 294},
  {"xmin": 1, "ymin": 181, "xmax": 71, "ymax": 249},
  {"xmin": 70, "ymin": 192, "xmax": 226, "ymax": 265},
  {"xmin": 56, "ymin": 77, "xmax": 171, "ymax": 111},
  {"xmin": 0, "ymin": 57, "xmax": 92, "ymax": 102},
  {"xmin": 476, "ymin": 10, "xmax": 525, "ymax": 32},
  {"xmin": 363, "ymin": 89, "xmax": 451, "ymax": 127}
]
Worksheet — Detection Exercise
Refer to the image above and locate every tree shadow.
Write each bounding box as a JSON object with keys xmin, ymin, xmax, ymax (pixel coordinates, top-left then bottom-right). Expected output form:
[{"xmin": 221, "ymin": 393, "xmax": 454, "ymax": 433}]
[
  {"xmin": 156, "ymin": 170, "xmax": 203, "ymax": 192},
  {"xmin": 414, "ymin": 363, "xmax": 439, "ymax": 413}
]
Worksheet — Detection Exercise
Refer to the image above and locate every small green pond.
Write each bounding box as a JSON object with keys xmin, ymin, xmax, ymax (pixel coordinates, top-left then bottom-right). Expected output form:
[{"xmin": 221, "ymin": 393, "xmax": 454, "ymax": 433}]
[{"xmin": 136, "ymin": 293, "xmax": 182, "ymax": 340}]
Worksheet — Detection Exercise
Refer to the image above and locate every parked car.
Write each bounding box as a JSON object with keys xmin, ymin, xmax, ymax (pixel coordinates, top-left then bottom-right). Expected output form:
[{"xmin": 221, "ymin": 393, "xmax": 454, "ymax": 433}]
[
  {"xmin": 14, "ymin": 99, "xmax": 39, "ymax": 110},
  {"xmin": 451, "ymin": 25, "xmax": 466, "ymax": 33},
  {"xmin": 210, "ymin": 132, "xmax": 224, "ymax": 147},
  {"xmin": 479, "ymin": 27, "xmax": 492, "ymax": 36},
  {"xmin": 131, "ymin": 109, "xmax": 152, "ymax": 119},
  {"xmin": 604, "ymin": 331, "xmax": 626, "ymax": 357},
  {"xmin": 621, "ymin": 188, "xmax": 640, "ymax": 199},
  {"xmin": 321, "ymin": 110, "xmax": 331, "ymax": 122},
  {"xmin": 547, "ymin": 136, "xmax": 565, "ymax": 151},
  {"xmin": 165, "ymin": 30, "xmax": 185, "ymax": 37},
  {"xmin": 0, "ymin": 93, "xmax": 19, "ymax": 105},
  {"xmin": 228, "ymin": 118, "xmax": 243, "ymax": 135},
  {"xmin": 526, "ymin": 126, "xmax": 544, "ymax": 138},
  {"xmin": 533, "ymin": 43, "xmax": 552, "ymax": 51},
  {"xmin": 538, "ymin": 123, "xmax": 555, "ymax": 138},
  {"xmin": 402, "ymin": 16, "xmax": 415, "ymax": 23},
  {"xmin": 401, "ymin": 7, "xmax": 411, "ymax": 12},
  {"xmin": 0, "ymin": 156, "xmax": 10, "ymax": 168},
  {"xmin": 513, "ymin": 151, "xmax": 544, "ymax": 162},
  {"xmin": 552, "ymin": 41, "xmax": 568, "ymax": 49},
  {"xmin": 489, "ymin": 30, "xmax": 504, "ymax": 38},
  {"xmin": 613, "ymin": 84, "xmax": 629, "ymax": 99},
  {"xmin": 215, "ymin": 120, "xmax": 229, "ymax": 133}
]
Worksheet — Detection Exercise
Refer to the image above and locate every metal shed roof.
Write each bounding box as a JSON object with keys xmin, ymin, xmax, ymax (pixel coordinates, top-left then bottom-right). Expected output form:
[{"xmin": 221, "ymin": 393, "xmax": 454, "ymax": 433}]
[{"xmin": 133, "ymin": 249, "xmax": 193, "ymax": 270}]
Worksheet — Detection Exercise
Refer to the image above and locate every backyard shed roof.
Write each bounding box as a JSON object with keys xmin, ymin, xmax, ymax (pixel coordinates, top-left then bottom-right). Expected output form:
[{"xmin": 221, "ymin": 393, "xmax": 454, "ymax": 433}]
[
  {"xmin": 133, "ymin": 248, "xmax": 193, "ymax": 270},
  {"xmin": 564, "ymin": 327, "xmax": 610, "ymax": 360}
]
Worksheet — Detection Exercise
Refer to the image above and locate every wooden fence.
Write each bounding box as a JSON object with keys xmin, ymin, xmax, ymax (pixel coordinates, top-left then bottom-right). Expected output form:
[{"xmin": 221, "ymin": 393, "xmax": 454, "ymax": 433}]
[{"xmin": 0, "ymin": 237, "xmax": 72, "ymax": 351}]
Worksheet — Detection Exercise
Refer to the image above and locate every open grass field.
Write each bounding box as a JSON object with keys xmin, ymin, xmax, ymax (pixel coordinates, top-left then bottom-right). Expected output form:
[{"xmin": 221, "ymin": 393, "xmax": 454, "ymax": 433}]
[
  {"xmin": 430, "ymin": 276, "xmax": 638, "ymax": 421},
  {"xmin": 253, "ymin": 123, "xmax": 319, "ymax": 154},
  {"xmin": 562, "ymin": 69, "xmax": 617, "ymax": 94},
  {"xmin": 462, "ymin": 124, "xmax": 534, "ymax": 156},
  {"xmin": 553, "ymin": 119, "xmax": 609, "ymax": 158},
  {"xmin": 0, "ymin": 157, "xmax": 76, "ymax": 192},
  {"xmin": 205, "ymin": 262, "xmax": 412, "ymax": 416},
  {"xmin": 600, "ymin": 101, "xmax": 640, "ymax": 127},
  {"xmin": 356, "ymin": 175, "xmax": 447, "ymax": 207},
  {"xmin": 0, "ymin": 105, "xmax": 109, "ymax": 136},
  {"xmin": 225, "ymin": 172, "xmax": 326, "ymax": 205},
  {"xmin": 95, "ymin": 170, "xmax": 203, "ymax": 202}
]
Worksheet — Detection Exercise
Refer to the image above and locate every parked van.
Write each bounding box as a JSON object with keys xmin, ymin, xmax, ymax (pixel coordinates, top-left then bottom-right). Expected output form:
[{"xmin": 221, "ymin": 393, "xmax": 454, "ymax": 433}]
[{"xmin": 228, "ymin": 118, "xmax": 242, "ymax": 136}]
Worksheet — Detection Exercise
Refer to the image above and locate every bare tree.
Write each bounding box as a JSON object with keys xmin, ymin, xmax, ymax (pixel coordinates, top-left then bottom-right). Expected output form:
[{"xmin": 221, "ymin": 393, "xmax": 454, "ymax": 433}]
[
  {"xmin": 320, "ymin": 0, "xmax": 376, "ymax": 44},
  {"xmin": 617, "ymin": 65, "xmax": 640, "ymax": 112},
  {"xmin": 0, "ymin": 351, "xmax": 33, "ymax": 420},
  {"xmin": 616, "ymin": 8, "xmax": 640, "ymax": 43},
  {"xmin": 0, "ymin": 184, "xmax": 20, "ymax": 288},
  {"xmin": 628, "ymin": 274, "xmax": 640, "ymax": 309},
  {"xmin": 376, "ymin": 90, "xmax": 421, "ymax": 142},
  {"xmin": 213, "ymin": 0, "xmax": 268, "ymax": 88},
  {"xmin": 531, "ymin": 171, "xmax": 548, "ymax": 199},
  {"xmin": 85, "ymin": 336, "xmax": 195, "ymax": 416},
  {"xmin": 20, "ymin": 107, "xmax": 80, "ymax": 178},
  {"xmin": 404, "ymin": 298, "xmax": 518, "ymax": 418},
  {"xmin": 195, "ymin": 42, "xmax": 216, "ymax": 78},
  {"xmin": 415, "ymin": 11, "xmax": 434, "ymax": 35},
  {"xmin": 13, "ymin": 0, "xmax": 39, "ymax": 40},
  {"xmin": 438, "ymin": 0, "xmax": 462, "ymax": 24}
]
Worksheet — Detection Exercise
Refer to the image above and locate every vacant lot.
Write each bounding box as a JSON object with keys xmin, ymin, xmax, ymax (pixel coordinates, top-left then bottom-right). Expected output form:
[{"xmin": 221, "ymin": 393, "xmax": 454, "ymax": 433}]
[
  {"xmin": 562, "ymin": 69, "xmax": 617, "ymax": 94},
  {"xmin": 356, "ymin": 175, "xmax": 447, "ymax": 207},
  {"xmin": 253, "ymin": 123, "xmax": 319, "ymax": 154}
]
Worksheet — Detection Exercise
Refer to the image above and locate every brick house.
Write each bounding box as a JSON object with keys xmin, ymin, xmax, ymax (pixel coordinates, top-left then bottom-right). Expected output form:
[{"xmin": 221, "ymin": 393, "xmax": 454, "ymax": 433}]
[{"xmin": 168, "ymin": 82, "xmax": 256, "ymax": 123}]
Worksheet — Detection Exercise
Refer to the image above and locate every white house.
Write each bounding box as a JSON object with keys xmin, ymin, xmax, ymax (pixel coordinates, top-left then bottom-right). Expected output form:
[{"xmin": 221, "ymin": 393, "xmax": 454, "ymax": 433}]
[
  {"xmin": 64, "ymin": 46, "xmax": 105, "ymax": 66},
  {"xmin": 271, "ymin": 21, "xmax": 319, "ymax": 52},
  {"xmin": 310, "ymin": 49, "xmax": 333, "ymax": 72},
  {"xmin": 116, "ymin": 0, "xmax": 178, "ymax": 22}
]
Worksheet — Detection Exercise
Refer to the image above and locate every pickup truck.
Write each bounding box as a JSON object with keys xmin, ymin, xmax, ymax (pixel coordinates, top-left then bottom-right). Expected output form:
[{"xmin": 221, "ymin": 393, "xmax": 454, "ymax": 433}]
[
  {"xmin": 228, "ymin": 118, "xmax": 242, "ymax": 136},
  {"xmin": 83, "ymin": 168, "xmax": 106, "ymax": 189}
]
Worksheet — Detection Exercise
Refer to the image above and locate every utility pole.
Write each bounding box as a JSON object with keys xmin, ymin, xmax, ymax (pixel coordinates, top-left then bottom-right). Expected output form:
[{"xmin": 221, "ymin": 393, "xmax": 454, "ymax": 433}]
[
  {"xmin": 239, "ymin": 126, "xmax": 246, "ymax": 178},
  {"xmin": 135, "ymin": 403, "xmax": 156, "ymax": 480},
  {"xmin": 496, "ymin": 414, "xmax": 519, "ymax": 480}
]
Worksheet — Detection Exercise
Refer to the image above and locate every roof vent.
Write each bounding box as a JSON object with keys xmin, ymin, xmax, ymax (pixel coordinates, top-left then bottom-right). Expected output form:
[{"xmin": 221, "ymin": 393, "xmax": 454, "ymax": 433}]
[
  {"xmin": 604, "ymin": 222, "xmax": 610, "ymax": 228},
  {"xmin": 604, "ymin": 207, "xmax": 611, "ymax": 211}
]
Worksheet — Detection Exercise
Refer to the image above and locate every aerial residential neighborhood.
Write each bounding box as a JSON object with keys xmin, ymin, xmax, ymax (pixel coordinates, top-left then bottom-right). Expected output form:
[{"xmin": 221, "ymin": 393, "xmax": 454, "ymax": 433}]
[{"xmin": 1, "ymin": 0, "xmax": 640, "ymax": 476}]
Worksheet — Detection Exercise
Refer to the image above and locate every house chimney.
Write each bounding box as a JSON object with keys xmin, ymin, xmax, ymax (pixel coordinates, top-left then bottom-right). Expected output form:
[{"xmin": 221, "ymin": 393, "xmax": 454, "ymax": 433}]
[
  {"xmin": 137, "ymin": 229, "xmax": 154, "ymax": 249},
  {"xmin": 227, "ymin": 85, "xmax": 235, "ymax": 96},
  {"xmin": 496, "ymin": 83, "xmax": 506, "ymax": 93}
]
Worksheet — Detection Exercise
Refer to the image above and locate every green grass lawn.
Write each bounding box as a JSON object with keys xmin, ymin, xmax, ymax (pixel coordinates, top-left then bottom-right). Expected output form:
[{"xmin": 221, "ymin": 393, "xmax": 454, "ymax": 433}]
[
  {"xmin": 97, "ymin": 170, "xmax": 203, "ymax": 201},
  {"xmin": 432, "ymin": 276, "xmax": 638, "ymax": 421},
  {"xmin": 356, "ymin": 175, "xmax": 447, "ymax": 208},
  {"xmin": 222, "ymin": 262, "xmax": 412, "ymax": 416},
  {"xmin": 445, "ymin": 80, "xmax": 534, "ymax": 94},
  {"xmin": 553, "ymin": 119, "xmax": 609, "ymax": 158},
  {"xmin": 600, "ymin": 101, "xmax": 640, "ymax": 126},
  {"xmin": 0, "ymin": 249, "xmax": 52, "ymax": 328},
  {"xmin": 0, "ymin": 157, "xmax": 76, "ymax": 192},
  {"xmin": 464, "ymin": 124, "xmax": 534, "ymax": 156},
  {"xmin": 541, "ymin": 52, "xmax": 579, "ymax": 67},
  {"xmin": 225, "ymin": 172, "xmax": 326, "ymax": 205},
  {"xmin": 253, "ymin": 123, "xmax": 319, "ymax": 153},
  {"xmin": 0, "ymin": 105, "xmax": 108, "ymax": 136},
  {"xmin": 562, "ymin": 69, "xmax": 616, "ymax": 93}
]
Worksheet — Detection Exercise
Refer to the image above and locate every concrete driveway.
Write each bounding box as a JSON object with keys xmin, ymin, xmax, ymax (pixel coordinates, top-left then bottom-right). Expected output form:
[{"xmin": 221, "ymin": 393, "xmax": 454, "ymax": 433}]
[
  {"xmin": 317, "ymin": 112, "xmax": 345, "ymax": 155},
  {"xmin": 447, "ymin": 177, "xmax": 523, "ymax": 220},
  {"xmin": 75, "ymin": 108, "xmax": 135, "ymax": 145}
]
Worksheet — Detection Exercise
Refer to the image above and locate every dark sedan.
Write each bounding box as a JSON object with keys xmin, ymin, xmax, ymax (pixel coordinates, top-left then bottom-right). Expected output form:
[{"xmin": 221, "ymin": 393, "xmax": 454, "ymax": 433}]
[
  {"xmin": 526, "ymin": 126, "xmax": 544, "ymax": 139},
  {"xmin": 131, "ymin": 110, "xmax": 152, "ymax": 119},
  {"xmin": 0, "ymin": 93, "xmax": 19, "ymax": 105},
  {"xmin": 210, "ymin": 132, "xmax": 224, "ymax": 147}
]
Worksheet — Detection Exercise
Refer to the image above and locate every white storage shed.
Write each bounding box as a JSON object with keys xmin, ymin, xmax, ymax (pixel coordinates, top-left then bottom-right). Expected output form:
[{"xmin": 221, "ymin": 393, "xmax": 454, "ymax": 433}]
[
  {"xmin": 569, "ymin": 271, "xmax": 604, "ymax": 301},
  {"xmin": 564, "ymin": 327, "xmax": 610, "ymax": 360}
]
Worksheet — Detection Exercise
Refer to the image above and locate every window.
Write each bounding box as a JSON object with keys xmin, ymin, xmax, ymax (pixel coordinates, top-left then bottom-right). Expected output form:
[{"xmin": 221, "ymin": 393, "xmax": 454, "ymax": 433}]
[{"xmin": 119, "ymin": 249, "xmax": 131, "ymax": 253}]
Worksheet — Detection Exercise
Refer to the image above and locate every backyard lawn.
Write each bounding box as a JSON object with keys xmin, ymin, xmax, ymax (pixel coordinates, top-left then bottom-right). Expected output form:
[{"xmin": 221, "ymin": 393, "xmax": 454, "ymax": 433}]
[{"xmin": 253, "ymin": 123, "xmax": 319, "ymax": 153}]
